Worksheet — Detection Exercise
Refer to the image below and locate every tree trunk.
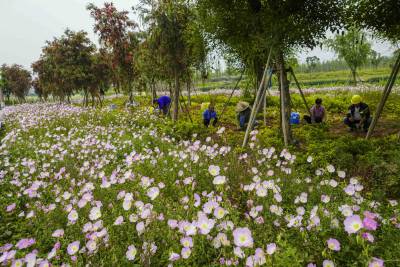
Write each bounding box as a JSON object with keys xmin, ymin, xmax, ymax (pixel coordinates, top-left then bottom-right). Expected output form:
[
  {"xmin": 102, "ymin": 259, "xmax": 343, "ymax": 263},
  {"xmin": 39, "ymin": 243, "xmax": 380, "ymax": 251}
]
[
  {"xmin": 351, "ymin": 69, "xmax": 357, "ymax": 86},
  {"xmin": 277, "ymin": 52, "xmax": 292, "ymax": 146},
  {"xmin": 187, "ymin": 78, "xmax": 191, "ymax": 106},
  {"xmin": 0, "ymin": 88, "xmax": 4, "ymax": 108},
  {"xmin": 173, "ymin": 71, "xmax": 180, "ymax": 121}
]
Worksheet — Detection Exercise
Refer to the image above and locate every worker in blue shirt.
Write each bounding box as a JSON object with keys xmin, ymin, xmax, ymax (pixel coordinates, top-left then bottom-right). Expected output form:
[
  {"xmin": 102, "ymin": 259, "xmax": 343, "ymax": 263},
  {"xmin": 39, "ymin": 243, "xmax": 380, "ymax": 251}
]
[
  {"xmin": 203, "ymin": 104, "xmax": 218, "ymax": 127},
  {"xmin": 153, "ymin": 95, "xmax": 171, "ymax": 115}
]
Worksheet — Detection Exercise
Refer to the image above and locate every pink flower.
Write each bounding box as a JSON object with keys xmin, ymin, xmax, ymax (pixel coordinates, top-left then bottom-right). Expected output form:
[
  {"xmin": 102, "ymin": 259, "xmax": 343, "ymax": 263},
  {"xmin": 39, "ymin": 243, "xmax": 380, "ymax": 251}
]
[
  {"xmin": 6, "ymin": 203, "xmax": 16, "ymax": 212},
  {"xmin": 266, "ymin": 243, "xmax": 277, "ymax": 255},
  {"xmin": 126, "ymin": 245, "xmax": 137, "ymax": 261},
  {"xmin": 363, "ymin": 217, "xmax": 378, "ymax": 231},
  {"xmin": 168, "ymin": 219, "xmax": 178, "ymax": 229},
  {"xmin": 114, "ymin": 216, "xmax": 124, "ymax": 225},
  {"xmin": 67, "ymin": 241, "xmax": 80, "ymax": 255},
  {"xmin": 233, "ymin": 227, "xmax": 253, "ymax": 248},
  {"xmin": 323, "ymin": 260, "xmax": 335, "ymax": 267},
  {"xmin": 368, "ymin": 257, "xmax": 384, "ymax": 267},
  {"xmin": 362, "ymin": 232, "xmax": 375, "ymax": 243},
  {"xmin": 327, "ymin": 238, "xmax": 340, "ymax": 251},
  {"xmin": 16, "ymin": 238, "xmax": 35, "ymax": 249},
  {"xmin": 344, "ymin": 215, "xmax": 363, "ymax": 234},
  {"xmin": 180, "ymin": 237, "xmax": 193, "ymax": 248},
  {"xmin": 52, "ymin": 229, "xmax": 64, "ymax": 238}
]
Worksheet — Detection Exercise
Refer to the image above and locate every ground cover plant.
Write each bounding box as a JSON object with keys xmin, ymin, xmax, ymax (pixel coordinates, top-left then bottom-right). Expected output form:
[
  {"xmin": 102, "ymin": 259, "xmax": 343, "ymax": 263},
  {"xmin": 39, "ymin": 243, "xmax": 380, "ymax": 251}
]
[{"xmin": 1, "ymin": 91, "xmax": 400, "ymax": 266}]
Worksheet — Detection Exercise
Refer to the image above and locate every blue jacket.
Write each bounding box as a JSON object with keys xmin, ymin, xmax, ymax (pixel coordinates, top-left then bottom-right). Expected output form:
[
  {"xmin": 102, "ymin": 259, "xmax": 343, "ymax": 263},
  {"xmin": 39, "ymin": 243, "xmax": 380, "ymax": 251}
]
[
  {"xmin": 157, "ymin": 96, "xmax": 171, "ymax": 109},
  {"xmin": 203, "ymin": 109, "xmax": 217, "ymax": 120}
]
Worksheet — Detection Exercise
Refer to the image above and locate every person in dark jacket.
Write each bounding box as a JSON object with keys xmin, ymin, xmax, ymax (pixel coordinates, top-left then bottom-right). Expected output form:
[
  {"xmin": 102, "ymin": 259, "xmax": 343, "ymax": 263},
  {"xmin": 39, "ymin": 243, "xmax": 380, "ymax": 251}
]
[
  {"xmin": 344, "ymin": 95, "xmax": 372, "ymax": 132},
  {"xmin": 203, "ymin": 104, "xmax": 218, "ymax": 127},
  {"xmin": 153, "ymin": 95, "xmax": 171, "ymax": 115},
  {"xmin": 236, "ymin": 101, "xmax": 252, "ymax": 130}
]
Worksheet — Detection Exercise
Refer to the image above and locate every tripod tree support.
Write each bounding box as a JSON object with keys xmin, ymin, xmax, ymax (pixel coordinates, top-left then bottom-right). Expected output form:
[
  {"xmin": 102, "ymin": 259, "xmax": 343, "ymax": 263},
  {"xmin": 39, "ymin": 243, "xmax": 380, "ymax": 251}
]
[
  {"xmin": 290, "ymin": 67, "xmax": 312, "ymax": 117},
  {"xmin": 366, "ymin": 53, "xmax": 400, "ymax": 139},
  {"xmin": 242, "ymin": 65, "xmax": 270, "ymax": 147},
  {"xmin": 218, "ymin": 68, "xmax": 246, "ymax": 124}
]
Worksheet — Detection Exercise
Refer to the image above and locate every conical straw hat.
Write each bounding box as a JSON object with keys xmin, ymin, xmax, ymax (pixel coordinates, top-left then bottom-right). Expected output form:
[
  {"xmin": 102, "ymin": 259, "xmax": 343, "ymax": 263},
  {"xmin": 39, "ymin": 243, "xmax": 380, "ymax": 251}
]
[{"xmin": 236, "ymin": 101, "xmax": 250, "ymax": 113}]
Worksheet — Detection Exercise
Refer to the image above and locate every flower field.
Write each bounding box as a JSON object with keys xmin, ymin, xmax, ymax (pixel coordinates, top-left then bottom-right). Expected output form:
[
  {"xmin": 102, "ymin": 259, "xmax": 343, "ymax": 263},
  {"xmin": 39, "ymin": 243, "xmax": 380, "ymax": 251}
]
[{"xmin": 1, "ymin": 103, "xmax": 400, "ymax": 267}]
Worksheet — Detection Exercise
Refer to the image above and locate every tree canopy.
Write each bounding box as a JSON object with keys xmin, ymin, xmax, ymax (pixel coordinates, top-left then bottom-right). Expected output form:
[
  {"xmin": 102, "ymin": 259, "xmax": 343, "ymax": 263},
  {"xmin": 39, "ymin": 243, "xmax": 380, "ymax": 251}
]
[{"xmin": 0, "ymin": 64, "xmax": 31, "ymax": 102}]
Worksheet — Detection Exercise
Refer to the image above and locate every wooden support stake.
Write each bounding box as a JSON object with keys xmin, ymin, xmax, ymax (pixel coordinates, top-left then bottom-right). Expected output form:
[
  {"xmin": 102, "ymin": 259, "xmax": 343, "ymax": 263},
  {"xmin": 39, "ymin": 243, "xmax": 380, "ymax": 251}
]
[
  {"xmin": 218, "ymin": 68, "xmax": 245, "ymax": 123},
  {"xmin": 242, "ymin": 65, "xmax": 269, "ymax": 147},
  {"xmin": 242, "ymin": 49, "xmax": 272, "ymax": 148},
  {"xmin": 366, "ymin": 53, "xmax": 400, "ymax": 139},
  {"xmin": 290, "ymin": 67, "xmax": 311, "ymax": 117}
]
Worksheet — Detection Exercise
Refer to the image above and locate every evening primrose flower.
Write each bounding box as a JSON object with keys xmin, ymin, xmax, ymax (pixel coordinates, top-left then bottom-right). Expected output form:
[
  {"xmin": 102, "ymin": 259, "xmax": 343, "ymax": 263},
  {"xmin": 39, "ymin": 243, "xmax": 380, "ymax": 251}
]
[
  {"xmin": 180, "ymin": 237, "xmax": 193, "ymax": 248},
  {"xmin": 67, "ymin": 241, "xmax": 80, "ymax": 255},
  {"xmin": 327, "ymin": 238, "xmax": 340, "ymax": 251},
  {"xmin": 214, "ymin": 207, "xmax": 226, "ymax": 219},
  {"xmin": 233, "ymin": 247, "xmax": 245, "ymax": 258},
  {"xmin": 86, "ymin": 240, "xmax": 97, "ymax": 252},
  {"xmin": 368, "ymin": 257, "xmax": 384, "ymax": 267},
  {"xmin": 89, "ymin": 207, "xmax": 101, "ymax": 221},
  {"xmin": 114, "ymin": 216, "xmax": 124, "ymax": 225},
  {"xmin": 147, "ymin": 187, "xmax": 160, "ymax": 200},
  {"xmin": 208, "ymin": 165, "xmax": 220, "ymax": 176},
  {"xmin": 362, "ymin": 232, "xmax": 375, "ymax": 243},
  {"xmin": 266, "ymin": 243, "xmax": 277, "ymax": 255},
  {"xmin": 344, "ymin": 215, "xmax": 363, "ymax": 234},
  {"xmin": 52, "ymin": 229, "xmax": 64, "ymax": 238},
  {"xmin": 213, "ymin": 175, "xmax": 226, "ymax": 185},
  {"xmin": 233, "ymin": 227, "xmax": 253, "ymax": 248},
  {"xmin": 169, "ymin": 252, "xmax": 180, "ymax": 261},
  {"xmin": 16, "ymin": 238, "xmax": 36, "ymax": 249},
  {"xmin": 68, "ymin": 210, "xmax": 78, "ymax": 222},
  {"xmin": 363, "ymin": 217, "xmax": 378, "ymax": 231},
  {"xmin": 323, "ymin": 260, "xmax": 335, "ymax": 267},
  {"xmin": 181, "ymin": 247, "xmax": 192, "ymax": 259},
  {"xmin": 197, "ymin": 215, "xmax": 215, "ymax": 235},
  {"xmin": 126, "ymin": 245, "xmax": 137, "ymax": 261}
]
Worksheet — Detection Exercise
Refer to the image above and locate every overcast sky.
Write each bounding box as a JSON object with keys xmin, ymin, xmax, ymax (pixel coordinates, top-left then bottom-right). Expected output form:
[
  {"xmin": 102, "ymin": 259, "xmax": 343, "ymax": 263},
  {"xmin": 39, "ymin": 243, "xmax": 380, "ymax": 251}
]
[{"xmin": 0, "ymin": 0, "xmax": 396, "ymax": 70}]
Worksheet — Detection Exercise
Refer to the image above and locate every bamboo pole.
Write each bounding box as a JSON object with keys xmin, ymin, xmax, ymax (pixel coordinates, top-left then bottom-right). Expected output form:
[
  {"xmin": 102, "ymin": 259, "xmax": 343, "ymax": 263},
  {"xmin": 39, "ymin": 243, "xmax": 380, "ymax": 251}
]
[
  {"xmin": 242, "ymin": 65, "xmax": 268, "ymax": 147},
  {"xmin": 290, "ymin": 67, "xmax": 311, "ymax": 117},
  {"xmin": 242, "ymin": 49, "xmax": 272, "ymax": 148},
  {"xmin": 366, "ymin": 53, "xmax": 400, "ymax": 139},
  {"xmin": 217, "ymin": 68, "xmax": 245, "ymax": 123}
]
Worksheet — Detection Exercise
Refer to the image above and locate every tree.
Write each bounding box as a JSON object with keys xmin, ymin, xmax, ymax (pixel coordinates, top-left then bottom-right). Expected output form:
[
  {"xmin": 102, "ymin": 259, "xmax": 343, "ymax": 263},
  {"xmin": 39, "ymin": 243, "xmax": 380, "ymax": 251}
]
[
  {"xmin": 138, "ymin": 0, "xmax": 195, "ymax": 121},
  {"xmin": 326, "ymin": 28, "xmax": 372, "ymax": 85},
  {"xmin": 87, "ymin": 2, "xmax": 139, "ymax": 102},
  {"xmin": 306, "ymin": 56, "xmax": 320, "ymax": 72},
  {"xmin": 32, "ymin": 29, "xmax": 101, "ymax": 105},
  {"xmin": 349, "ymin": 0, "xmax": 400, "ymax": 139},
  {"xmin": 0, "ymin": 64, "xmax": 31, "ymax": 102},
  {"xmin": 370, "ymin": 50, "xmax": 383, "ymax": 69},
  {"xmin": 197, "ymin": 0, "xmax": 344, "ymax": 145}
]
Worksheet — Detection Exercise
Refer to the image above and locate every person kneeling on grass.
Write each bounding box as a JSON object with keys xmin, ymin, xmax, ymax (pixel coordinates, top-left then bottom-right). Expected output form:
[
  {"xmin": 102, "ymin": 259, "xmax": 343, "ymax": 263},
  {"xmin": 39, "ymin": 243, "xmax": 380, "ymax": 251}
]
[
  {"xmin": 153, "ymin": 95, "xmax": 171, "ymax": 116},
  {"xmin": 203, "ymin": 104, "xmax": 218, "ymax": 127},
  {"xmin": 236, "ymin": 101, "xmax": 252, "ymax": 131},
  {"xmin": 304, "ymin": 98, "xmax": 326, "ymax": 124},
  {"xmin": 344, "ymin": 95, "xmax": 372, "ymax": 132}
]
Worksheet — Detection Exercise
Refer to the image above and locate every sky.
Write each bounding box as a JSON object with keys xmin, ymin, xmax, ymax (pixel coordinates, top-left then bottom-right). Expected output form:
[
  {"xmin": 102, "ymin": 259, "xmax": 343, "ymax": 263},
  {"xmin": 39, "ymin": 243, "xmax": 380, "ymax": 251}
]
[{"xmin": 0, "ymin": 0, "xmax": 396, "ymax": 71}]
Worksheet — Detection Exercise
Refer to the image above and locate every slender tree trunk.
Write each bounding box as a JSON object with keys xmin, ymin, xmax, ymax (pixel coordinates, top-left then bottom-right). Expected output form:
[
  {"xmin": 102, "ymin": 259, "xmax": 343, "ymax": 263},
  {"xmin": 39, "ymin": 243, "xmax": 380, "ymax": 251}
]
[
  {"xmin": 187, "ymin": 78, "xmax": 191, "ymax": 106},
  {"xmin": 173, "ymin": 71, "xmax": 180, "ymax": 121},
  {"xmin": 351, "ymin": 69, "xmax": 357, "ymax": 86},
  {"xmin": 277, "ymin": 52, "xmax": 292, "ymax": 146}
]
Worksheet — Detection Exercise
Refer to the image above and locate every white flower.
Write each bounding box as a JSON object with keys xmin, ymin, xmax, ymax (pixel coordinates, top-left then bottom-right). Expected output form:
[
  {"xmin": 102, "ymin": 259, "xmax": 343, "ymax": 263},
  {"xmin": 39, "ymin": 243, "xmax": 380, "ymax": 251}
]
[
  {"xmin": 213, "ymin": 175, "xmax": 226, "ymax": 185},
  {"xmin": 337, "ymin": 171, "xmax": 346, "ymax": 178},
  {"xmin": 208, "ymin": 165, "xmax": 220, "ymax": 176},
  {"xmin": 147, "ymin": 187, "xmax": 160, "ymax": 200},
  {"xmin": 126, "ymin": 245, "xmax": 137, "ymax": 261},
  {"xmin": 89, "ymin": 207, "xmax": 101, "ymax": 221},
  {"xmin": 307, "ymin": 156, "xmax": 313, "ymax": 163},
  {"xmin": 327, "ymin": 164, "xmax": 335, "ymax": 173},
  {"xmin": 68, "ymin": 210, "xmax": 78, "ymax": 222}
]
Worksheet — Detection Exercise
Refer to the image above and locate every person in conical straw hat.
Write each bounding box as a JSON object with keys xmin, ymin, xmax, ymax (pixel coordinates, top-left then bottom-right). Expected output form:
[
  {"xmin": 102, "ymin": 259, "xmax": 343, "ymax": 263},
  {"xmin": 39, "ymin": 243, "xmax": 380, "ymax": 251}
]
[
  {"xmin": 236, "ymin": 101, "xmax": 252, "ymax": 130},
  {"xmin": 344, "ymin": 95, "xmax": 372, "ymax": 132}
]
